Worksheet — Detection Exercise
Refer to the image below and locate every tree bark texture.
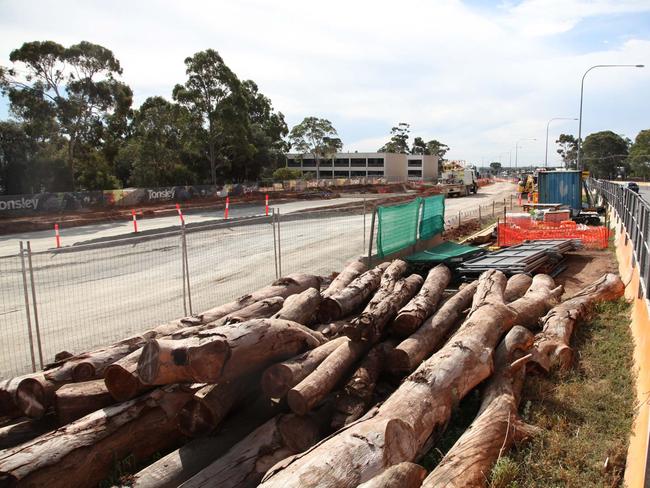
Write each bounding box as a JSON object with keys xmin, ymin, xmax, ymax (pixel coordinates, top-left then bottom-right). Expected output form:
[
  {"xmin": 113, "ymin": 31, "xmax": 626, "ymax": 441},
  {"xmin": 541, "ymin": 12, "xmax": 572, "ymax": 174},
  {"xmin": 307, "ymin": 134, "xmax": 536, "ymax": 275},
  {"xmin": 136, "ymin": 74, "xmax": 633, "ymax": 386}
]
[
  {"xmin": 258, "ymin": 271, "xmax": 561, "ymax": 488},
  {"xmin": 261, "ymin": 337, "xmax": 349, "ymax": 398},
  {"xmin": 322, "ymin": 260, "xmax": 368, "ymax": 298},
  {"xmin": 503, "ymin": 273, "xmax": 533, "ymax": 303},
  {"xmin": 422, "ymin": 326, "xmax": 541, "ymax": 488},
  {"xmin": 357, "ymin": 462, "xmax": 427, "ymax": 488},
  {"xmin": 387, "ymin": 281, "xmax": 478, "ymax": 374},
  {"xmin": 272, "ymin": 288, "xmax": 322, "ymax": 326},
  {"xmin": 364, "ymin": 259, "xmax": 408, "ymax": 310},
  {"xmin": 0, "ymin": 415, "xmax": 57, "ymax": 450},
  {"xmin": 103, "ymin": 348, "xmax": 150, "ymax": 402},
  {"xmin": 533, "ymin": 272, "xmax": 624, "ymax": 372},
  {"xmin": 391, "ymin": 265, "xmax": 452, "ymax": 337},
  {"xmin": 53, "ymin": 379, "xmax": 115, "ymax": 425},
  {"xmin": 318, "ymin": 263, "xmax": 389, "ymax": 321}
]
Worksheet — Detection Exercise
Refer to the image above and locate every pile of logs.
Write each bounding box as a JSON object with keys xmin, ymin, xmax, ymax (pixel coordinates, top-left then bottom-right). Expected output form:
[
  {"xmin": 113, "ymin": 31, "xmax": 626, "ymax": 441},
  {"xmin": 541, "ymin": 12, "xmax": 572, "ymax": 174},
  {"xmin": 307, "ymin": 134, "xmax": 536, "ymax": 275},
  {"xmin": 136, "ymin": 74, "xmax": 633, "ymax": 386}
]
[{"xmin": 0, "ymin": 258, "xmax": 625, "ymax": 488}]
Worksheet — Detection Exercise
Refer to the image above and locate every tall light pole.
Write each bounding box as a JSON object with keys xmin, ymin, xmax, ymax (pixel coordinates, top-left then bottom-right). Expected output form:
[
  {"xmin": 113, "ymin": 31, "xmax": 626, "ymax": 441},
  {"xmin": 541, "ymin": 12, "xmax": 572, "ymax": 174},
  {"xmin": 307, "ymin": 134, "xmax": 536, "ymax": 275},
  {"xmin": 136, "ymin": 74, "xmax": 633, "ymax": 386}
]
[
  {"xmin": 577, "ymin": 64, "xmax": 644, "ymax": 170},
  {"xmin": 545, "ymin": 117, "xmax": 577, "ymax": 167},
  {"xmin": 515, "ymin": 138, "xmax": 536, "ymax": 172}
]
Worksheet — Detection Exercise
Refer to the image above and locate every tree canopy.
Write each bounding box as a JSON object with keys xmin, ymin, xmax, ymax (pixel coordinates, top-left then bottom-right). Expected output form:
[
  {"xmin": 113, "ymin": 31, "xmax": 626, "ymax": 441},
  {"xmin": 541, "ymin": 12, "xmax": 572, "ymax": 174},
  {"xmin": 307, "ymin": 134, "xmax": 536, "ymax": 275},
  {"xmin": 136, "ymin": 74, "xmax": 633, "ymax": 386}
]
[
  {"xmin": 556, "ymin": 134, "xmax": 578, "ymax": 169},
  {"xmin": 628, "ymin": 129, "xmax": 650, "ymax": 179},
  {"xmin": 582, "ymin": 131, "xmax": 630, "ymax": 179},
  {"xmin": 288, "ymin": 117, "xmax": 342, "ymax": 178}
]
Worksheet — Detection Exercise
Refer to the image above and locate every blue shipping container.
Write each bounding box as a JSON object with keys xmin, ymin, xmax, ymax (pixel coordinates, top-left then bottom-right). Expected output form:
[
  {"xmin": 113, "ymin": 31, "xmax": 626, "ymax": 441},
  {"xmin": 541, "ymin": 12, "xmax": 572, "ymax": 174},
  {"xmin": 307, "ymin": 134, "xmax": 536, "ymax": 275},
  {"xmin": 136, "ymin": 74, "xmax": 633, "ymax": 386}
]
[{"xmin": 537, "ymin": 170, "xmax": 582, "ymax": 211}]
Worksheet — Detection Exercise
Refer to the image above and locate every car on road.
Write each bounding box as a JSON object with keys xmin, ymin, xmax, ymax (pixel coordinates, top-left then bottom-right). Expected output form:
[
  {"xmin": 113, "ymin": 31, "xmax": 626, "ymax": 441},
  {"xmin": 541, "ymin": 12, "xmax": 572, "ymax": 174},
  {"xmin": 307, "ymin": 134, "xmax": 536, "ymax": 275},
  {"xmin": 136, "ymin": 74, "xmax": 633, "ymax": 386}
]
[{"xmin": 627, "ymin": 182, "xmax": 640, "ymax": 194}]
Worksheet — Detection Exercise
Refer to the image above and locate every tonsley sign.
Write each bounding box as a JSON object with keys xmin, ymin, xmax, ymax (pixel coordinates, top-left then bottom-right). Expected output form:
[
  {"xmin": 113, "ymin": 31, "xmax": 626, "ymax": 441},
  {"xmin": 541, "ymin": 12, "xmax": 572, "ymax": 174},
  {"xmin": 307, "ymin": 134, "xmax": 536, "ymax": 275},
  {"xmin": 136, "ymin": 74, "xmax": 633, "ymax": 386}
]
[{"xmin": 0, "ymin": 197, "xmax": 39, "ymax": 212}]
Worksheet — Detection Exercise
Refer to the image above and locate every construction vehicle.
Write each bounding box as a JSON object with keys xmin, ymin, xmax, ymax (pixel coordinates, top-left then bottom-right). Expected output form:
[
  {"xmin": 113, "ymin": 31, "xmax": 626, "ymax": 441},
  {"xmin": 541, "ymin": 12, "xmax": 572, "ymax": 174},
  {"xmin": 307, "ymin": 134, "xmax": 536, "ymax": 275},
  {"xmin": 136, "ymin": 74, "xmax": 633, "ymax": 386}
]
[
  {"xmin": 437, "ymin": 162, "xmax": 478, "ymax": 197},
  {"xmin": 517, "ymin": 174, "xmax": 535, "ymax": 195}
]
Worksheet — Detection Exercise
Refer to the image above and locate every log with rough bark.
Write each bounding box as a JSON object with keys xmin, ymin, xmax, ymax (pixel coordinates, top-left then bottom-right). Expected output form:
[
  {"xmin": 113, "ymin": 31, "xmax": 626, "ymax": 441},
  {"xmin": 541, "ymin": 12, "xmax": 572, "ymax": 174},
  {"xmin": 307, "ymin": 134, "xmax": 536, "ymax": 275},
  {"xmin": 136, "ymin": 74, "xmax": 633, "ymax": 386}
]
[
  {"xmin": 357, "ymin": 462, "xmax": 427, "ymax": 488},
  {"xmin": 0, "ymin": 385, "xmax": 197, "ymax": 488},
  {"xmin": 103, "ymin": 348, "xmax": 150, "ymax": 401},
  {"xmin": 322, "ymin": 260, "xmax": 368, "ymax": 298},
  {"xmin": 534, "ymin": 272, "xmax": 624, "ymax": 372},
  {"xmin": 391, "ymin": 265, "xmax": 452, "ymax": 337},
  {"xmin": 131, "ymin": 396, "xmax": 283, "ymax": 488},
  {"xmin": 387, "ymin": 281, "xmax": 478, "ymax": 374},
  {"xmin": 0, "ymin": 415, "xmax": 57, "ymax": 450},
  {"xmin": 318, "ymin": 263, "xmax": 389, "ymax": 321},
  {"xmin": 272, "ymin": 288, "xmax": 322, "ymax": 326},
  {"xmin": 331, "ymin": 341, "xmax": 392, "ymax": 430},
  {"xmin": 137, "ymin": 319, "xmax": 326, "ymax": 385},
  {"xmin": 422, "ymin": 326, "xmax": 541, "ymax": 488},
  {"xmin": 343, "ymin": 274, "xmax": 424, "ymax": 343},
  {"xmin": 287, "ymin": 339, "xmax": 368, "ymax": 416},
  {"xmin": 14, "ymin": 374, "xmax": 58, "ymax": 419},
  {"xmin": 503, "ymin": 273, "xmax": 533, "ymax": 303},
  {"xmin": 258, "ymin": 271, "xmax": 562, "ymax": 488},
  {"xmin": 365, "ymin": 259, "xmax": 409, "ymax": 309},
  {"xmin": 181, "ymin": 410, "xmax": 328, "ymax": 488},
  {"xmin": 315, "ymin": 315, "xmax": 359, "ymax": 338},
  {"xmin": 177, "ymin": 380, "xmax": 250, "ymax": 437},
  {"xmin": 261, "ymin": 337, "xmax": 349, "ymax": 398},
  {"xmin": 54, "ymin": 379, "xmax": 115, "ymax": 425}
]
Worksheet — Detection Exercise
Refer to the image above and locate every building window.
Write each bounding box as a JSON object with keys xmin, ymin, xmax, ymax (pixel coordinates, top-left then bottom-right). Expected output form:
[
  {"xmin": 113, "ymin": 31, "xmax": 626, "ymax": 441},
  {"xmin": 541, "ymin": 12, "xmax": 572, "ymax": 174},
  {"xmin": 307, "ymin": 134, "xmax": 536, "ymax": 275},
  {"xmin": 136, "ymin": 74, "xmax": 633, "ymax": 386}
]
[
  {"xmin": 367, "ymin": 158, "xmax": 384, "ymax": 167},
  {"xmin": 287, "ymin": 159, "xmax": 301, "ymax": 167},
  {"xmin": 408, "ymin": 170, "xmax": 423, "ymax": 177},
  {"xmin": 319, "ymin": 170, "xmax": 333, "ymax": 177},
  {"xmin": 302, "ymin": 158, "xmax": 315, "ymax": 166},
  {"xmin": 351, "ymin": 170, "xmax": 366, "ymax": 177},
  {"xmin": 335, "ymin": 158, "xmax": 350, "ymax": 167},
  {"xmin": 368, "ymin": 170, "xmax": 384, "ymax": 176},
  {"xmin": 408, "ymin": 159, "xmax": 422, "ymax": 167},
  {"xmin": 350, "ymin": 158, "xmax": 366, "ymax": 167},
  {"xmin": 320, "ymin": 159, "xmax": 333, "ymax": 167},
  {"xmin": 334, "ymin": 171, "xmax": 349, "ymax": 177}
]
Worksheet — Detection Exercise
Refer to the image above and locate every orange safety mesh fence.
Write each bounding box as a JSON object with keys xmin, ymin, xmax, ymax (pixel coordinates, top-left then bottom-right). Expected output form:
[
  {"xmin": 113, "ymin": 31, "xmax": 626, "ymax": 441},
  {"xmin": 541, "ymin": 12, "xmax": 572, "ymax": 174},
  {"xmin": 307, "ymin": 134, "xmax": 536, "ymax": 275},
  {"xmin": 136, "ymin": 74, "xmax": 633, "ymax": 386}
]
[{"xmin": 498, "ymin": 221, "xmax": 609, "ymax": 249}]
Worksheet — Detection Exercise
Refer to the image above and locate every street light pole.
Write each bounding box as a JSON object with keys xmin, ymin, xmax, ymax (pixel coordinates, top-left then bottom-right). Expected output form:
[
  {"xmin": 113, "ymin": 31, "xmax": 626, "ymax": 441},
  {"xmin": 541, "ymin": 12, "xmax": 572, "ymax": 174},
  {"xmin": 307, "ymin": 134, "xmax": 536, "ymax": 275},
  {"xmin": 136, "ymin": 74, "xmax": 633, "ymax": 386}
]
[
  {"xmin": 577, "ymin": 64, "xmax": 644, "ymax": 170},
  {"xmin": 545, "ymin": 117, "xmax": 578, "ymax": 167},
  {"xmin": 515, "ymin": 138, "xmax": 536, "ymax": 172}
]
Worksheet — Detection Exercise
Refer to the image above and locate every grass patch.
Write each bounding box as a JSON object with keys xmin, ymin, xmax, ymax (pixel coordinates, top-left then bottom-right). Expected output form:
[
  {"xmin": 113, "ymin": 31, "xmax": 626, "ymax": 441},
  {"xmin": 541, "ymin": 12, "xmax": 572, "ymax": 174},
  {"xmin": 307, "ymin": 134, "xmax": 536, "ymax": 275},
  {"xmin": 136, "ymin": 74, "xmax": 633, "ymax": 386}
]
[{"xmin": 488, "ymin": 298, "xmax": 635, "ymax": 487}]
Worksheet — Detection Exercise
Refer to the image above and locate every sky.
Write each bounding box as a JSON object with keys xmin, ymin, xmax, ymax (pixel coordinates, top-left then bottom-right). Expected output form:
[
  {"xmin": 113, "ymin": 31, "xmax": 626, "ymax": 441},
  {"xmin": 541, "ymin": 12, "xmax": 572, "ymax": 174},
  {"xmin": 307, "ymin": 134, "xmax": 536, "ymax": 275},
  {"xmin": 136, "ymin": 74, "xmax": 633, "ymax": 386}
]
[{"xmin": 1, "ymin": 0, "xmax": 649, "ymax": 167}]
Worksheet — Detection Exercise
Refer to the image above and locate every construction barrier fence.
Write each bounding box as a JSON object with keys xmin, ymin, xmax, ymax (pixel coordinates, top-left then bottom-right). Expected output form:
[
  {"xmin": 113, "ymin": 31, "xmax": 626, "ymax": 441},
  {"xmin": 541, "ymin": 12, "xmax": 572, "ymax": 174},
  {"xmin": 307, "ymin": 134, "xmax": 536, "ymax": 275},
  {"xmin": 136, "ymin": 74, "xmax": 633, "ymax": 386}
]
[{"xmin": 497, "ymin": 220, "xmax": 609, "ymax": 249}]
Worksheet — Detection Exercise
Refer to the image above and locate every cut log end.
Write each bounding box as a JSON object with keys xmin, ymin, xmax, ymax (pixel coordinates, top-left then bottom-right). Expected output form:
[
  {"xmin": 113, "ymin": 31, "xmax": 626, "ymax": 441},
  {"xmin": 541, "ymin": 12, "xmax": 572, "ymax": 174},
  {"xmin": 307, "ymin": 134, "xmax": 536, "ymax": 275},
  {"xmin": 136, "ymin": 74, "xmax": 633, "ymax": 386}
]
[
  {"xmin": 15, "ymin": 378, "xmax": 48, "ymax": 419},
  {"xmin": 177, "ymin": 400, "xmax": 216, "ymax": 438},
  {"xmin": 286, "ymin": 389, "xmax": 309, "ymax": 417},
  {"xmin": 71, "ymin": 362, "xmax": 96, "ymax": 383},
  {"xmin": 261, "ymin": 364, "xmax": 294, "ymax": 399},
  {"xmin": 104, "ymin": 366, "xmax": 142, "ymax": 402}
]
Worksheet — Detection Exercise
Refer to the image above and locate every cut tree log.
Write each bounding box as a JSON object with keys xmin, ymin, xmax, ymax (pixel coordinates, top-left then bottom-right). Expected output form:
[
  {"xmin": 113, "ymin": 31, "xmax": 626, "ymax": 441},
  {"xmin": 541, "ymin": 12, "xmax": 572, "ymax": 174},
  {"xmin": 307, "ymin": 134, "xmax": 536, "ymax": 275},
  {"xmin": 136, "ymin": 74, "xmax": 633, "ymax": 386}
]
[
  {"xmin": 315, "ymin": 315, "xmax": 359, "ymax": 338},
  {"xmin": 1, "ymin": 374, "xmax": 40, "ymax": 418},
  {"xmin": 261, "ymin": 337, "xmax": 349, "ymax": 398},
  {"xmin": 131, "ymin": 396, "xmax": 283, "ymax": 488},
  {"xmin": 357, "ymin": 462, "xmax": 427, "ymax": 488},
  {"xmin": 103, "ymin": 348, "xmax": 150, "ymax": 402},
  {"xmin": 0, "ymin": 385, "xmax": 197, "ymax": 488},
  {"xmin": 287, "ymin": 340, "xmax": 368, "ymax": 415},
  {"xmin": 0, "ymin": 415, "xmax": 57, "ymax": 450},
  {"xmin": 137, "ymin": 319, "xmax": 326, "ymax": 385},
  {"xmin": 331, "ymin": 341, "xmax": 392, "ymax": 430},
  {"xmin": 177, "ymin": 380, "xmax": 250, "ymax": 437},
  {"xmin": 364, "ymin": 259, "xmax": 409, "ymax": 309},
  {"xmin": 272, "ymin": 288, "xmax": 322, "ymax": 326},
  {"xmin": 14, "ymin": 374, "xmax": 58, "ymax": 419},
  {"xmin": 181, "ymin": 410, "xmax": 329, "ymax": 488},
  {"xmin": 534, "ymin": 272, "xmax": 625, "ymax": 372},
  {"xmin": 422, "ymin": 326, "xmax": 541, "ymax": 488},
  {"xmin": 391, "ymin": 265, "xmax": 452, "ymax": 337},
  {"xmin": 318, "ymin": 263, "xmax": 390, "ymax": 321},
  {"xmin": 387, "ymin": 281, "xmax": 479, "ymax": 374},
  {"xmin": 343, "ymin": 274, "xmax": 424, "ymax": 342},
  {"xmin": 322, "ymin": 260, "xmax": 368, "ymax": 298},
  {"xmin": 503, "ymin": 273, "xmax": 533, "ymax": 303},
  {"xmin": 258, "ymin": 271, "xmax": 562, "ymax": 488},
  {"xmin": 54, "ymin": 379, "xmax": 115, "ymax": 425}
]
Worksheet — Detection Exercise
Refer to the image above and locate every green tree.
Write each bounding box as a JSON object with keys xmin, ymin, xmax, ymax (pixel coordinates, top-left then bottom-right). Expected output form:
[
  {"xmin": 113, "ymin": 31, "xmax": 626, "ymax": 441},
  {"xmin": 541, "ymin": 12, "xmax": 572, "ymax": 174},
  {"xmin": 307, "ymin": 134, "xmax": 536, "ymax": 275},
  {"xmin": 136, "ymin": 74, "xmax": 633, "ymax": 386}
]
[
  {"xmin": 1, "ymin": 40, "xmax": 132, "ymax": 189},
  {"xmin": 489, "ymin": 161, "xmax": 502, "ymax": 174},
  {"xmin": 289, "ymin": 117, "xmax": 342, "ymax": 179},
  {"xmin": 556, "ymin": 133, "xmax": 578, "ymax": 169},
  {"xmin": 379, "ymin": 123, "xmax": 410, "ymax": 153},
  {"xmin": 628, "ymin": 129, "xmax": 650, "ymax": 179},
  {"xmin": 173, "ymin": 49, "xmax": 242, "ymax": 185},
  {"xmin": 425, "ymin": 139, "xmax": 449, "ymax": 160},
  {"xmin": 272, "ymin": 167, "xmax": 302, "ymax": 180},
  {"xmin": 582, "ymin": 131, "xmax": 629, "ymax": 178}
]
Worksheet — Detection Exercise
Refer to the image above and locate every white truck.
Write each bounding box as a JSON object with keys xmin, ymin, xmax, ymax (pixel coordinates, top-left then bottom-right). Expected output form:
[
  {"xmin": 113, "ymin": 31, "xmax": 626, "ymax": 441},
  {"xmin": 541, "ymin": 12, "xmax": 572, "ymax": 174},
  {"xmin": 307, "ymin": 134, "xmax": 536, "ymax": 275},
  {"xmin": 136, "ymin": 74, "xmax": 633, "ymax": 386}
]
[{"xmin": 437, "ymin": 167, "xmax": 479, "ymax": 197}]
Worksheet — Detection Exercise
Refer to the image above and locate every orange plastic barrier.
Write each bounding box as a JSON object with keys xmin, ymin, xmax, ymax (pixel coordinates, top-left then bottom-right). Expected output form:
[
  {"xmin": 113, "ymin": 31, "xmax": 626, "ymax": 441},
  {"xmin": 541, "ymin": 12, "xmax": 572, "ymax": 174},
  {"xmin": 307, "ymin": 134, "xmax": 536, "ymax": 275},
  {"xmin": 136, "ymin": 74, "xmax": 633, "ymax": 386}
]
[{"xmin": 497, "ymin": 221, "xmax": 609, "ymax": 249}]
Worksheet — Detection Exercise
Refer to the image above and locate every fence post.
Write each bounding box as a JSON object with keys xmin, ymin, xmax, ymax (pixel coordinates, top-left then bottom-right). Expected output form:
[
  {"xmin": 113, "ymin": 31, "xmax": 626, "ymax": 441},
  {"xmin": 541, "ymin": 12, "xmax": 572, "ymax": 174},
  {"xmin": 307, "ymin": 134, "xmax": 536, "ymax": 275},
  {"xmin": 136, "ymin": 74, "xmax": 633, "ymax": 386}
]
[
  {"xmin": 19, "ymin": 241, "xmax": 37, "ymax": 372},
  {"xmin": 363, "ymin": 196, "xmax": 367, "ymax": 253},
  {"xmin": 492, "ymin": 200, "xmax": 495, "ymax": 217},
  {"xmin": 180, "ymin": 226, "xmax": 188, "ymax": 317},
  {"xmin": 478, "ymin": 205, "xmax": 482, "ymax": 225},
  {"xmin": 277, "ymin": 208, "xmax": 282, "ymax": 277},
  {"xmin": 271, "ymin": 209, "xmax": 279, "ymax": 279},
  {"xmin": 181, "ymin": 223, "xmax": 193, "ymax": 315},
  {"xmin": 367, "ymin": 207, "xmax": 377, "ymax": 268},
  {"xmin": 26, "ymin": 241, "xmax": 44, "ymax": 369},
  {"xmin": 458, "ymin": 211, "xmax": 461, "ymax": 228}
]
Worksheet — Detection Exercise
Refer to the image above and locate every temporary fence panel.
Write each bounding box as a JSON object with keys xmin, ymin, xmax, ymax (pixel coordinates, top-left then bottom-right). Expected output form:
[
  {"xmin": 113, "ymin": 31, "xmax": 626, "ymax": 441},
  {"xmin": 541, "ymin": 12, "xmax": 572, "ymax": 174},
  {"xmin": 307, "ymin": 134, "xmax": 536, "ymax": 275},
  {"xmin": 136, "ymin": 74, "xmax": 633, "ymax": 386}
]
[
  {"xmin": 376, "ymin": 198, "xmax": 421, "ymax": 258},
  {"xmin": 497, "ymin": 221, "xmax": 609, "ymax": 249},
  {"xmin": 419, "ymin": 195, "xmax": 445, "ymax": 240}
]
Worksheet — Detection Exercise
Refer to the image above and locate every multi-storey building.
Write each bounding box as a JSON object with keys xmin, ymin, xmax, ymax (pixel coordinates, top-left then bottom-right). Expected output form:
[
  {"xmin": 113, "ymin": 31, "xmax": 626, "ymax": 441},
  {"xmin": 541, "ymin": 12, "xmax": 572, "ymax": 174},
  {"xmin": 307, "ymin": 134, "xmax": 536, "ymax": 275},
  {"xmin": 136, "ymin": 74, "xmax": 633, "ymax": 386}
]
[{"xmin": 285, "ymin": 152, "xmax": 439, "ymax": 181}]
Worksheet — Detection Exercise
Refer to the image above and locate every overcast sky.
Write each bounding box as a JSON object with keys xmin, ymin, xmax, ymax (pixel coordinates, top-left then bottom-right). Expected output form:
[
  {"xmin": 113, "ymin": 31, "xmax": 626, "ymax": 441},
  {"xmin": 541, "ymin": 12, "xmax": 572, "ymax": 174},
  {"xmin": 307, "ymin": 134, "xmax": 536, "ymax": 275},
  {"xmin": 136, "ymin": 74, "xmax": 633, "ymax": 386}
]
[{"xmin": 1, "ymin": 0, "xmax": 649, "ymax": 166}]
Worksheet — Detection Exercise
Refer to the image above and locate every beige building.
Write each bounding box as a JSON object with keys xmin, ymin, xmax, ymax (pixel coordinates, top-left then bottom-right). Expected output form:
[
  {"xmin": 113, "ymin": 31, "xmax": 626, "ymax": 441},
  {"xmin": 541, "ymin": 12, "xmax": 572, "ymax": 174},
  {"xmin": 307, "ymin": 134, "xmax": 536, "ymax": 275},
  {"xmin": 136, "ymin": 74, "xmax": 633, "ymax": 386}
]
[{"xmin": 285, "ymin": 152, "xmax": 439, "ymax": 181}]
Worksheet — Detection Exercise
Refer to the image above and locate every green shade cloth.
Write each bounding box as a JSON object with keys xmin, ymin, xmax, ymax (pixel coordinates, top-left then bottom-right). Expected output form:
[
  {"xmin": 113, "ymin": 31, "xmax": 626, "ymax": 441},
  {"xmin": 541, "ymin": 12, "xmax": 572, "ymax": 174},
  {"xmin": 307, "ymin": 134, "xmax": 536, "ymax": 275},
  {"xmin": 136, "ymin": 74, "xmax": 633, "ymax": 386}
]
[
  {"xmin": 376, "ymin": 197, "xmax": 421, "ymax": 257},
  {"xmin": 406, "ymin": 241, "xmax": 483, "ymax": 264},
  {"xmin": 419, "ymin": 195, "xmax": 445, "ymax": 240}
]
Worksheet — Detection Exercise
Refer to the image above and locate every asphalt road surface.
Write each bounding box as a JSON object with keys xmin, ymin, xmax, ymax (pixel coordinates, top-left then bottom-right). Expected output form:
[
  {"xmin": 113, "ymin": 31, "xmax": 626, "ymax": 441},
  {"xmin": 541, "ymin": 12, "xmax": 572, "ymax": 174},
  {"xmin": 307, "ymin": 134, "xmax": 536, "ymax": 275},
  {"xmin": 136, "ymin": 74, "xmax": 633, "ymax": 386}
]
[{"xmin": 0, "ymin": 183, "xmax": 515, "ymax": 377}]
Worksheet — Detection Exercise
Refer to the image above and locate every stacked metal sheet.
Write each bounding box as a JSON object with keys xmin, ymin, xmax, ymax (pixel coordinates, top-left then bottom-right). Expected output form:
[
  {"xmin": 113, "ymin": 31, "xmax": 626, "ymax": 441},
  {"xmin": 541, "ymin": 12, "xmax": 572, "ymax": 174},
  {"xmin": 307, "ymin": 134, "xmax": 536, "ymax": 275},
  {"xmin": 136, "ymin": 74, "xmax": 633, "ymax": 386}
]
[{"xmin": 457, "ymin": 239, "xmax": 579, "ymax": 277}]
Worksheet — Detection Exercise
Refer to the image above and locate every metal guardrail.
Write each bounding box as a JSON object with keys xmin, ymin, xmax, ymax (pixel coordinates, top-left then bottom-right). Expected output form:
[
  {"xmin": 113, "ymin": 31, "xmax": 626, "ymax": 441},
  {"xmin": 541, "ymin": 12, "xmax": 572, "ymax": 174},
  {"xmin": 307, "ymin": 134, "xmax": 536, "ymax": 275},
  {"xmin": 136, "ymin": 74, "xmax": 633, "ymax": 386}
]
[{"xmin": 589, "ymin": 178, "xmax": 650, "ymax": 300}]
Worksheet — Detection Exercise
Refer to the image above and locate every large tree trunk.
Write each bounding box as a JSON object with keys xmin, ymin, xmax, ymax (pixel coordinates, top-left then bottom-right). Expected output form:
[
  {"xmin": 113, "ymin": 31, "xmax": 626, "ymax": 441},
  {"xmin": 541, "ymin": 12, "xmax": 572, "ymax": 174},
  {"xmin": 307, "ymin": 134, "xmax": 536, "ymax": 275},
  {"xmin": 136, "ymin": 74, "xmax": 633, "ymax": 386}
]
[
  {"xmin": 315, "ymin": 315, "xmax": 359, "ymax": 338},
  {"xmin": 534, "ymin": 273, "xmax": 624, "ymax": 372},
  {"xmin": 258, "ymin": 272, "xmax": 562, "ymax": 488},
  {"xmin": 14, "ymin": 374, "xmax": 58, "ymax": 419},
  {"xmin": 287, "ymin": 339, "xmax": 368, "ymax": 416},
  {"xmin": 343, "ymin": 274, "xmax": 424, "ymax": 342},
  {"xmin": 0, "ymin": 415, "xmax": 57, "ymax": 450},
  {"xmin": 318, "ymin": 263, "xmax": 389, "ymax": 321},
  {"xmin": 103, "ymin": 348, "xmax": 150, "ymax": 401},
  {"xmin": 358, "ymin": 462, "xmax": 427, "ymax": 488},
  {"xmin": 365, "ymin": 259, "xmax": 408, "ymax": 309},
  {"xmin": 0, "ymin": 385, "xmax": 197, "ymax": 488},
  {"xmin": 137, "ymin": 319, "xmax": 325, "ymax": 385},
  {"xmin": 391, "ymin": 265, "xmax": 452, "ymax": 337},
  {"xmin": 322, "ymin": 260, "xmax": 368, "ymax": 298},
  {"xmin": 272, "ymin": 288, "xmax": 322, "ymax": 326},
  {"xmin": 387, "ymin": 281, "xmax": 478, "ymax": 374},
  {"xmin": 0, "ymin": 374, "xmax": 40, "ymax": 418},
  {"xmin": 422, "ymin": 326, "xmax": 541, "ymax": 488},
  {"xmin": 54, "ymin": 379, "xmax": 115, "ymax": 425},
  {"xmin": 181, "ymin": 411, "xmax": 328, "ymax": 488},
  {"xmin": 131, "ymin": 397, "xmax": 283, "ymax": 488},
  {"xmin": 261, "ymin": 336, "xmax": 349, "ymax": 398},
  {"xmin": 503, "ymin": 273, "xmax": 533, "ymax": 303}
]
